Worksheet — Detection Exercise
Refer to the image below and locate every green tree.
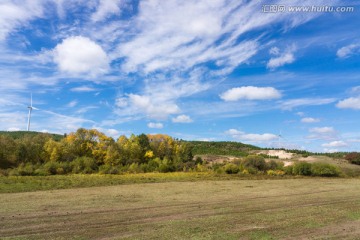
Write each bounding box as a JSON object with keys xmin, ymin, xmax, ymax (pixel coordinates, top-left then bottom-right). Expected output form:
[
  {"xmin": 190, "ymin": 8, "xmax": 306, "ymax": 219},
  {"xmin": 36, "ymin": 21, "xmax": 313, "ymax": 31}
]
[
  {"xmin": 0, "ymin": 135, "xmax": 17, "ymax": 168},
  {"xmin": 104, "ymin": 144, "xmax": 121, "ymax": 166}
]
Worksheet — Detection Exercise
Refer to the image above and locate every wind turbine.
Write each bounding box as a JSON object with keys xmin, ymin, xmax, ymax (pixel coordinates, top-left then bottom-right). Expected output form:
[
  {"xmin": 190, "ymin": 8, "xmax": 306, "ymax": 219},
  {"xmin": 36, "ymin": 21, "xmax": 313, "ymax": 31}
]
[{"xmin": 26, "ymin": 93, "xmax": 38, "ymax": 131}]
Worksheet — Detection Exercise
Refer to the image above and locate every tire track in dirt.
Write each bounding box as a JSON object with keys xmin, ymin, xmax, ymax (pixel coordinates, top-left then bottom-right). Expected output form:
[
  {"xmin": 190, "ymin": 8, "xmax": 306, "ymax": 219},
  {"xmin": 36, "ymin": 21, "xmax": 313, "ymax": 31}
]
[{"xmin": 0, "ymin": 187, "xmax": 348, "ymax": 221}]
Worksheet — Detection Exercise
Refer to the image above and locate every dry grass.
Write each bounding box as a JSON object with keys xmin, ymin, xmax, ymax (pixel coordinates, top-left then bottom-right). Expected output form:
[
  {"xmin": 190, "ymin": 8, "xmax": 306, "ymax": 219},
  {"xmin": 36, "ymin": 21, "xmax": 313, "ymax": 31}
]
[{"xmin": 1, "ymin": 178, "xmax": 360, "ymax": 239}]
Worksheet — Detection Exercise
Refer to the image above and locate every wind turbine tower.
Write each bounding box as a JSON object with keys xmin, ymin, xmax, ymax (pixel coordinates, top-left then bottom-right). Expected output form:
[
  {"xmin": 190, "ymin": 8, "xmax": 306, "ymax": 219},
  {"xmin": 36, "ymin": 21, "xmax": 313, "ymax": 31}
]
[{"xmin": 27, "ymin": 94, "xmax": 33, "ymax": 131}]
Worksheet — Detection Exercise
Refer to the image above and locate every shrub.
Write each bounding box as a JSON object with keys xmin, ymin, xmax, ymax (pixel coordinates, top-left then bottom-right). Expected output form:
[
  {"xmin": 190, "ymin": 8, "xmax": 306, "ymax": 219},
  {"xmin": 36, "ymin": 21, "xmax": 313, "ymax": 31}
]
[
  {"xmin": 224, "ymin": 163, "xmax": 239, "ymax": 174},
  {"xmin": 241, "ymin": 169, "xmax": 249, "ymax": 175},
  {"xmin": 34, "ymin": 168, "xmax": 49, "ymax": 176},
  {"xmin": 311, "ymin": 163, "xmax": 341, "ymax": 177},
  {"xmin": 17, "ymin": 163, "xmax": 36, "ymax": 176},
  {"xmin": 195, "ymin": 163, "xmax": 208, "ymax": 172},
  {"xmin": 43, "ymin": 161, "xmax": 59, "ymax": 175},
  {"xmin": 243, "ymin": 155, "xmax": 266, "ymax": 171},
  {"xmin": 195, "ymin": 156, "xmax": 203, "ymax": 164},
  {"xmin": 246, "ymin": 167, "xmax": 258, "ymax": 174},
  {"xmin": 99, "ymin": 164, "xmax": 120, "ymax": 174},
  {"xmin": 158, "ymin": 157, "xmax": 175, "ymax": 173},
  {"xmin": 284, "ymin": 165, "xmax": 293, "ymax": 175},
  {"xmin": 8, "ymin": 168, "xmax": 20, "ymax": 176},
  {"xmin": 128, "ymin": 163, "xmax": 142, "ymax": 173},
  {"xmin": 292, "ymin": 162, "xmax": 312, "ymax": 176},
  {"xmin": 266, "ymin": 160, "xmax": 280, "ymax": 170},
  {"xmin": 215, "ymin": 167, "xmax": 225, "ymax": 174},
  {"xmin": 0, "ymin": 169, "xmax": 9, "ymax": 176},
  {"xmin": 267, "ymin": 170, "xmax": 285, "ymax": 176},
  {"xmin": 71, "ymin": 157, "xmax": 98, "ymax": 174}
]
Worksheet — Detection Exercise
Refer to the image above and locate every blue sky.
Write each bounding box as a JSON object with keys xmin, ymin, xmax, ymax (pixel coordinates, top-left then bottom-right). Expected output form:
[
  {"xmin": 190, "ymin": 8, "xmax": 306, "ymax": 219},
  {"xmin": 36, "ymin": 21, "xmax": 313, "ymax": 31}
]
[{"xmin": 1, "ymin": 0, "xmax": 360, "ymax": 152}]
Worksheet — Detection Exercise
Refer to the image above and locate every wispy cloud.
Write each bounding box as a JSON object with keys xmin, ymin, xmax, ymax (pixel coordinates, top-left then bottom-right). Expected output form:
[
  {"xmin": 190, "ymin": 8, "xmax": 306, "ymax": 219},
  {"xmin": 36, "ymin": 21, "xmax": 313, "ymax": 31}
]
[
  {"xmin": 336, "ymin": 43, "xmax": 360, "ymax": 58},
  {"xmin": 0, "ymin": 1, "xmax": 44, "ymax": 41},
  {"xmin": 307, "ymin": 127, "xmax": 337, "ymax": 140},
  {"xmin": 280, "ymin": 98, "xmax": 336, "ymax": 110},
  {"xmin": 114, "ymin": 71, "xmax": 210, "ymax": 120},
  {"xmin": 76, "ymin": 106, "xmax": 98, "ymax": 114},
  {"xmin": 267, "ymin": 45, "xmax": 296, "ymax": 69},
  {"xmin": 91, "ymin": 0, "xmax": 124, "ymax": 23},
  {"xmin": 147, "ymin": 122, "xmax": 163, "ymax": 129},
  {"xmin": 225, "ymin": 129, "xmax": 279, "ymax": 142},
  {"xmin": 301, "ymin": 117, "xmax": 320, "ymax": 123},
  {"xmin": 70, "ymin": 86, "xmax": 97, "ymax": 92},
  {"xmin": 322, "ymin": 140, "xmax": 347, "ymax": 148},
  {"xmin": 66, "ymin": 100, "xmax": 78, "ymax": 108}
]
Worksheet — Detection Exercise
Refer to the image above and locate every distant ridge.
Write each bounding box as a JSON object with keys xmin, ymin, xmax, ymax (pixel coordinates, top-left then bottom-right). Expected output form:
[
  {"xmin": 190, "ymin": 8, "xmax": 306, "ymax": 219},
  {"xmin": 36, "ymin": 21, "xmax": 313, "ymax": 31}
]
[
  {"xmin": 188, "ymin": 140, "xmax": 260, "ymax": 157},
  {"xmin": 0, "ymin": 131, "xmax": 64, "ymax": 141}
]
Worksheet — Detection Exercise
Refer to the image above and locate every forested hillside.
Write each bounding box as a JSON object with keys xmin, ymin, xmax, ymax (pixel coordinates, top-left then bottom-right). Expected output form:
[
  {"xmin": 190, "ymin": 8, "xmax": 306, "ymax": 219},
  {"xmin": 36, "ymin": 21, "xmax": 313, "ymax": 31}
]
[
  {"xmin": 189, "ymin": 141, "xmax": 259, "ymax": 157},
  {"xmin": 0, "ymin": 131, "xmax": 64, "ymax": 141}
]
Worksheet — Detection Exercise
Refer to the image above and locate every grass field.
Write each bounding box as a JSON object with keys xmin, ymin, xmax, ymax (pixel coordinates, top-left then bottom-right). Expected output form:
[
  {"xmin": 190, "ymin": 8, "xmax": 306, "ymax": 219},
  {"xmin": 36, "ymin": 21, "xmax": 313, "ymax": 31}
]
[
  {"xmin": 0, "ymin": 173, "xmax": 298, "ymax": 193},
  {"xmin": 1, "ymin": 177, "xmax": 360, "ymax": 239}
]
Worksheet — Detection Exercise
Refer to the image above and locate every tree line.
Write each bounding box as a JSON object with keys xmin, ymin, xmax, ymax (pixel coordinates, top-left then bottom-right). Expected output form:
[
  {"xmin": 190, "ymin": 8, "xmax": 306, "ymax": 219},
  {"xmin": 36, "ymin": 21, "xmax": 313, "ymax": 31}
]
[
  {"xmin": 0, "ymin": 128, "xmax": 351, "ymax": 177},
  {"xmin": 0, "ymin": 128, "xmax": 194, "ymax": 175}
]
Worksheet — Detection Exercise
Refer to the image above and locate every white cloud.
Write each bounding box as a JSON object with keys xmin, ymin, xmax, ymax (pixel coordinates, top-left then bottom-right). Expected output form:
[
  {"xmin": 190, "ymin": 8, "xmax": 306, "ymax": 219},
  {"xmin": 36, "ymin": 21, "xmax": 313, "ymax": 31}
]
[
  {"xmin": 53, "ymin": 36, "xmax": 109, "ymax": 76},
  {"xmin": 267, "ymin": 46, "xmax": 296, "ymax": 69},
  {"xmin": 267, "ymin": 53, "xmax": 295, "ymax": 69},
  {"xmin": 7, "ymin": 127, "xmax": 21, "ymax": 131},
  {"xmin": 92, "ymin": 127, "xmax": 122, "ymax": 139},
  {"xmin": 66, "ymin": 100, "xmax": 78, "ymax": 108},
  {"xmin": 324, "ymin": 148, "xmax": 339, "ymax": 153},
  {"xmin": 280, "ymin": 98, "xmax": 336, "ymax": 110},
  {"xmin": 115, "ymin": 97, "xmax": 128, "ymax": 108},
  {"xmin": 220, "ymin": 86, "xmax": 281, "ymax": 101},
  {"xmin": 129, "ymin": 94, "xmax": 180, "ymax": 120},
  {"xmin": 91, "ymin": 0, "xmax": 123, "ymax": 22},
  {"xmin": 147, "ymin": 122, "xmax": 163, "ymax": 129},
  {"xmin": 70, "ymin": 86, "xmax": 97, "ymax": 92},
  {"xmin": 113, "ymin": 71, "xmax": 208, "ymax": 121},
  {"xmin": 310, "ymin": 127, "xmax": 335, "ymax": 134},
  {"xmin": 76, "ymin": 106, "xmax": 98, "ymax": 114},
  {"xmin": 322, "ymin": 141, "xmax": 348, "ymax": 148},
  {"xmin": 106, "ymin": 128, "xmax": 119, "ymax": 136},
  {"xmin": 350, "ymin": 86, "xmax": 360, "ymax": 95},
  {"xmin": 225, "ymin": 129, "xmax": 279, "ymax": 142},
  {"xmin": 172, "ymin": 115, "xmax": 193, "ymax": 123},
  {"xmin": 336, "ymin": 44, "xmax": 360, "ymax": 58},
  {"xmin": 102, "ymin": 128, "xmax": 120, "ymax": 139},
  {"xmin": 269, "ymin": 47, "xmax": 280, "ymax": 55},
  {"xmin": 301, "ymin": 117, "xmax": 320, "ymax": 123},
  {"xmin": 336, "ymin": 97, "xmax": 360, "ymax": 110},
  {"xmin": 308, "ymin": 127, "xmax": 337, "ymax": 140}
]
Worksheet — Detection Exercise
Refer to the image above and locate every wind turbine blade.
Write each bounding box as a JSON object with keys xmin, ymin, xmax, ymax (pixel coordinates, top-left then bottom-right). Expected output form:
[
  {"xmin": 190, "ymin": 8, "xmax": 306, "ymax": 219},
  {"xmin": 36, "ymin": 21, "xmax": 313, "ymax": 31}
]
[
  {"xmin": 30, "ymin": 93, "xmax": 33, "ymax": 107},
  {"xmin": 32, "ymin": 107, "xmax": 39, "ymax": 110}
]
